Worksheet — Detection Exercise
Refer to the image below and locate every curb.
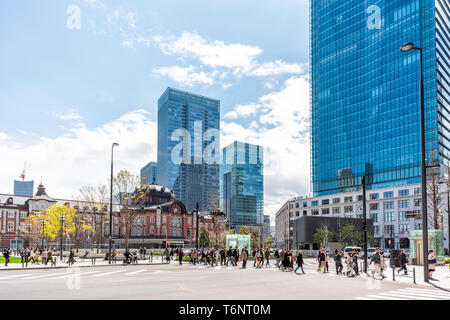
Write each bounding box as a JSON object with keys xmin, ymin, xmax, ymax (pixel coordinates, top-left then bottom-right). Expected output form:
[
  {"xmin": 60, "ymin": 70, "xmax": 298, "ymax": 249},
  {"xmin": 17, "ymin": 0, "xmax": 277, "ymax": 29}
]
[{"xmin": 0, "ymin": 262, "xmax": 169, "ymax": 271}]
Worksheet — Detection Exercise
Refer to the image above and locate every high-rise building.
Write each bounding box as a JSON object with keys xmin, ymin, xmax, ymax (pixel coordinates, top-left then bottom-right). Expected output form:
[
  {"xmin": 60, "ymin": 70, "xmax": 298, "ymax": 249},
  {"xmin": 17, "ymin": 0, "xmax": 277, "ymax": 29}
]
[
  {"xmin": 310, "ymin": 0, "xmax": 449, "ymax": 196},
  {"xmin": 13, "ymin": 180, "xmax": 34, "ymax": 197},
  {"xmin": 141, "ymin": 161, "xmax": 157, "ymax": 185},
  {"xmin": 220, "ymin": 141, "xmax": 263, "ymax": 230},
  {"xmin": 157, "ymin": 87, "xmax": 220, "ymax": 212}
]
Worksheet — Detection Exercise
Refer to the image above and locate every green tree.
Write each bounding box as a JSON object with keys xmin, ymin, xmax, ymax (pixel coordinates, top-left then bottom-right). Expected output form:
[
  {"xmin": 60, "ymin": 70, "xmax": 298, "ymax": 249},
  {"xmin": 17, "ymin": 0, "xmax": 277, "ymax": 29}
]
[
  {"xmin": 238, "ymin": 226, "xmax": 251, "ymax": 235},
  {"xmin": 313, "ymin": 228, "xmax": 334, "ymax": 247},
  {"xmin": 339, "ymin": 224, "xmax": 357, "ymax": 246},
  {"xmin": 199, "ymin": 230, "xmax": 210, "ymax": 248}
]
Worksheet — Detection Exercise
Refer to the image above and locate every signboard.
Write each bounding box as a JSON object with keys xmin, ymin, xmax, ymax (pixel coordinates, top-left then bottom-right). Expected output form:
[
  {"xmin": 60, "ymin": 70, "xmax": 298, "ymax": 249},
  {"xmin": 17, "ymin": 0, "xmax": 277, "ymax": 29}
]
[{"xmin": 226, "ymin": 235, "xmax": 251, "ymax": 252}]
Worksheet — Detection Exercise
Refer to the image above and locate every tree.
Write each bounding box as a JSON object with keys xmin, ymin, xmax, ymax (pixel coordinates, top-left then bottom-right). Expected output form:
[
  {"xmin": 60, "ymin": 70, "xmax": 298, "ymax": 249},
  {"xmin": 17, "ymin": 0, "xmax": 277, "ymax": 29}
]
[
  {"xmin": 199, "ymin": 230, "xmax": 210, "ymax": 248},
  {"xmin": 339, "ymin": 224, "xmax": 357, "ymax": 246},
  {"xmin": 113, "ymin": 170, "xmax": 140, "ymax": 206},
  {"xmin": 426, "ymin": 147, "xmax": 445, "ymax": 230},
  {"xmin": 313, "ymin": 228, "xmax": 334, "ymax": 247}
]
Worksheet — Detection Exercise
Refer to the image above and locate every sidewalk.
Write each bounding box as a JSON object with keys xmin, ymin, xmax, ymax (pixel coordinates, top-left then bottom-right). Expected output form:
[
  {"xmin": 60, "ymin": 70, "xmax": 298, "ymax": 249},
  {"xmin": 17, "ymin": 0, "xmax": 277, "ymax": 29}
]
[{"xmin": 0, "ymin": 256, "xmax": 168, "ymax": 271}]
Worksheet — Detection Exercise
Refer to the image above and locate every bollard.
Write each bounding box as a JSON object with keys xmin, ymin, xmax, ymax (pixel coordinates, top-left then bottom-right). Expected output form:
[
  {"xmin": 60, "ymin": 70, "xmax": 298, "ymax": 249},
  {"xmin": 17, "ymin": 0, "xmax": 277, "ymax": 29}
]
[
  {"xmin": 413, "ymin": 267, "xmax": 416, "ymax": 284},
  {"xmin": 392, "ymin": 267, "xmax": 395, "ymax": 281}
]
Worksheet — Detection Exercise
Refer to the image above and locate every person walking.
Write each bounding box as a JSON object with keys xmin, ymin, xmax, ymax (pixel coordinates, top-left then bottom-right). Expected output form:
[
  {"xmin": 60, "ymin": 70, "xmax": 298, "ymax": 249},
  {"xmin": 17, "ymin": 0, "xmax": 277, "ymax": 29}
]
[
  {"xmin": 177, "ymin": 248, "xmax": 184, "ymax": 266},
  {"xmin": 3, "ymin": 248, "xmax": 10, "ymax": 266},
  {"xmin": 317, "ymin": 249, "xmax": 326, "ymax": 273},
  {"xmin": 42, "ymin": 248, "xmax": 48, "ymax": 265},
  {"xmin": 67, "ymin": 248, "xmax": 75, "ymax": 266},
  {"xmin": 265, "ymin": 248, "xmax": 271, "ymax": 267},
  {"xmin": 191, "ymin": 248, "xmax": 198, "ymax": 265},
  {"xmin": 33, "ymin": 249, "xmax": 40, "ymax": 265},
  {"xmin": 370, "ymin": 248, "xmax": 386, "ymax": 279},
  {"xmin": 274, "ymin": 249, "xmax": 280, "ymax": 268},
  {"xmin": 48, "ymin": 250, "xmax": 56, "ymax": 267},
  {"xmin": 226, "ymin": 246, "xmax": 234, "ymax": 267},
  {"xmin": 428, "ymin": 250, "xmax": 436, "ymax": 279},
  {"xmin": 241, "ymin": 247, "xmax": 248, "ymax": 269},
  {"xmin": 325, "ymin": 250, "xmax": 330, "ymax": 273},
  {"xmin": 220, "ymin": 248, "xmax": 225, "ymax": 266},
  {"xmin": 252, "ymin": 248, "xmax": 257, "ymax": 267},
  {"xmin": 294, "ymin": 250, "xmax": 305, "ymax": 274},
  {"xmin": 397, "ymin": 249, "xmax": 408, "ymax": 275},
  {"xmin": 346, "ymin": 253, "xmax": 355, "ymax": 277},
  {"xmin": 335, "ymin": 251, "xmax": 343, "ymax": 275},
  {"xmin": 234, "ymin": 246, "xmax": 240, "ymax": 267}
]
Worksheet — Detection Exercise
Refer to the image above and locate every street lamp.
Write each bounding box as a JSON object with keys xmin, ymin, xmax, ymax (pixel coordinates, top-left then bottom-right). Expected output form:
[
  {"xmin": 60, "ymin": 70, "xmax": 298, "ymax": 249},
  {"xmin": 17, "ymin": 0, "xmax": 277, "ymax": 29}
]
[
  {"xmin": 40, "ymin": 219, "xmax": 46, "ymax": 249},
  {"xmin": 195, "ymin": 202, "xmax": 199, "ymax": 249},
  {"xmin": 60, "ymin": 214, "xmax": 65, "ymax": 261},
  {"xmin": 400, "ymin": 42, "xmax": 429, "ymax": 282},
  {"xmin": 109, "ymin": 142, "xmax": 119, "ymax": 264}
]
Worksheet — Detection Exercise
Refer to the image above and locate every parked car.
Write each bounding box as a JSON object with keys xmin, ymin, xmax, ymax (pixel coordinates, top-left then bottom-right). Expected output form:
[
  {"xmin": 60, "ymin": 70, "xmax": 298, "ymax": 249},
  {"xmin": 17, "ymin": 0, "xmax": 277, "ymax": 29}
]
[
  {"xmin": 367, "ymin": 247, "xmax": 377, "ymax": 259},
  {"xmin": 382, "ymin": 249, "xmax": 391, "ymax": 258},
  {"xmin": 343, "ymin": 246, "xmax": 364, "ymax": 258}
]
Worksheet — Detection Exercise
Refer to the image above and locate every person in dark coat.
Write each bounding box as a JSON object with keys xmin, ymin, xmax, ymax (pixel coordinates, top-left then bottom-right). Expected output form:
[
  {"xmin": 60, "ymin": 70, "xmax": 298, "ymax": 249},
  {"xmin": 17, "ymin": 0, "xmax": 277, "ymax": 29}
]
[
  {"xmin": 294, "ymin": 250, "xmax": 305, "ymax": 274},
  {"xmin": 3, "ymin": 248, "xmax": 10, "ymax": 266},
  {"xmin": 397, "ymin": 249, "xmax": 408, "ymax": 275}
]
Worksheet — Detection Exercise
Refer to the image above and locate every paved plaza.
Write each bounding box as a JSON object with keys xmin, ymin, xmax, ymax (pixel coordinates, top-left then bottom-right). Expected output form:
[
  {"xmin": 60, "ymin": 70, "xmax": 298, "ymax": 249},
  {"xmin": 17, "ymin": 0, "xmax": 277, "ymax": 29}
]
[{"xmin": 1, "ymin": 258, "xmax": 449, "ymax": 300}]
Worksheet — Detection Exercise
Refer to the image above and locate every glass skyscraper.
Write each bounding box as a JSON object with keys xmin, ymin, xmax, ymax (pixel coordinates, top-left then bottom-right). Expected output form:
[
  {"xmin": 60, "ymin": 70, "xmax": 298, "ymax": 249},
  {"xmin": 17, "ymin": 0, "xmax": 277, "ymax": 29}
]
[
  {"xmin": 220, "ymin": 141, "xmax": 264, "ymax": 230},
  {"xmin": 13, "ymin": 180, "xmax": 34, "ymax": 197},
  {"xmin": 157, "ymin": 87, "xmax": 220, "ymax": 212},
  {"xmin": 311, "ymin": 0, "xmax": 450, "ymax": 196},
  {"xmin": 140, "ymin": 161, "xmax": 157, "ymax": 185}
]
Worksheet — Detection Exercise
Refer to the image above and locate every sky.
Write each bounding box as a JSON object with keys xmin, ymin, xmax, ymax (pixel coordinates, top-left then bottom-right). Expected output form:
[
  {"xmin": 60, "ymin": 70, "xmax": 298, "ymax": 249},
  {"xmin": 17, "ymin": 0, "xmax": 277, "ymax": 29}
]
[{"xmin": 0, "ymin": 0, "xmax": 311, "ymax": 222}]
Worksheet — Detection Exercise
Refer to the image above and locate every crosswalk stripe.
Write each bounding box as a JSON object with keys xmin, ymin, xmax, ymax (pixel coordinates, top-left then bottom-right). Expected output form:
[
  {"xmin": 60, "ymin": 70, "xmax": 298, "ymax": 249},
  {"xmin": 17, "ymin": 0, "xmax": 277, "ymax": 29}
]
[
  {"xmin": 400, "ymin": 288, "xmax": 450, "ymax": 297},
  {"xmin": 90, "ymin": 270, "xmax": 126, "ymax": 277},
  {"xmin": 0, "ymin": 273, "xmax": 38, "ymax": 280},
  {"xmin": 49, "ymin": 270, "xmax": 102, "ymax": 279},
  {"xmin": 380, "ymin": 292, "xmax": 435, "ymax": 300},
  {"xmin": 366, "ymin": 294, "xmax": 404, "ymax": 300},
  {"xmin": 354, "ymin": 297, "xmax": 376, "ymax": 300},
  {"xmin": 20, "ymin": 273, "xmax": 68, "ymax": 280},
  {"xmin": 125, "ymin": 269, "xmax": 146, "ymax": 275},
  {"xmin": 395, "ymin": 290, "xmax": 450, "ymax": 299}
]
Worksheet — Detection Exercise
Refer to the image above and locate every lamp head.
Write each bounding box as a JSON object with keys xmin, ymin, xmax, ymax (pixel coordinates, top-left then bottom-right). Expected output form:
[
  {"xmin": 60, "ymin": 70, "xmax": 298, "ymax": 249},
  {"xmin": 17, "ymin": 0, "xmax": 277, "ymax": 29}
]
[
  {"xmin": 112, "ymin": 142, "xmax": 119, "ymax": 147},
  {"xmin": 400, "ymin": 42, "xmax": 415, "ymax": 52}
]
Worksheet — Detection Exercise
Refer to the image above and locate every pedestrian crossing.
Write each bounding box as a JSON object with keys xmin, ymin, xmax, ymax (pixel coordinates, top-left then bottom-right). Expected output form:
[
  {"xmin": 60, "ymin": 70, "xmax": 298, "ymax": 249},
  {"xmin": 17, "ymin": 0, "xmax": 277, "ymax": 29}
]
[{"xmin": 355, "ymin": 287, "xmax": 450, "ymax": 300}]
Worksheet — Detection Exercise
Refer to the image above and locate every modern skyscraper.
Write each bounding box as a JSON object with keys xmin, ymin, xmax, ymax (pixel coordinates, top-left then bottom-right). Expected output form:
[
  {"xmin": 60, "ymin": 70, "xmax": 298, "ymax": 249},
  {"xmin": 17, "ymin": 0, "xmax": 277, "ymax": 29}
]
[
  {"xmin": 220, "ymin": 141, "xmax": 263, "ymax": 230},
  {"xmin": 13, "ymin": 180, "xmax": 34, "ymax": 197},
  {"xmin": 141, "ymin": 161, "xmax": 157, "ymax": 185},
  {"xmin": 310, "ymin": 0, "xmax": 449, "ymax": 196},
  {"xmin": 157, "ymin": 87, "xmax": 220, "ymax": 212}
]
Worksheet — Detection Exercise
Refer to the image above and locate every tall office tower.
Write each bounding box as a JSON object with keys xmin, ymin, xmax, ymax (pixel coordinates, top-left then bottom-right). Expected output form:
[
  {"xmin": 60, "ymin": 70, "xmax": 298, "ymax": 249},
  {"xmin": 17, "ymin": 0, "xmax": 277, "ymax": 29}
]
[
  {"xmin": 157, "ymin": 87, "xmax": 220, "ymax": 212},
  {"xmin": 13, "ymin": 180, "xmax": 34, "ymax": 197},
  {"xmin": 141, "ymin": 161, "xmax": 157, "ymax": 185},
  {"xmin": 310, "ymin": 0, "xmax": 450, "ymax": 196},
  {"xmin": 220, "ymin": 141, "xmax": 263, "ymax": 230}
]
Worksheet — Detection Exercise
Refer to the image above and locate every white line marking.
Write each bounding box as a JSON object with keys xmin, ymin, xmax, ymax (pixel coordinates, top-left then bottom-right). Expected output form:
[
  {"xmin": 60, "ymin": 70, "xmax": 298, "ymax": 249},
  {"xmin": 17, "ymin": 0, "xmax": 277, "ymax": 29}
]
[
  {"xmin": 20, "ymin": 273, "xmax": 68, "ymax": 280},
  {"xmin": 366, "ymin": 294, "xmax": 404, "ymax": 300},
  {"xmin": 90, "ymin": 270, "xmax": 126, "ymax": 277},
  {"xmin": 125, "ymin": 269, "xmax": 147, "ymax": 275},
  {"xmin": 0, "ymin": 273, "xmax": 38, "ymax": 280}
]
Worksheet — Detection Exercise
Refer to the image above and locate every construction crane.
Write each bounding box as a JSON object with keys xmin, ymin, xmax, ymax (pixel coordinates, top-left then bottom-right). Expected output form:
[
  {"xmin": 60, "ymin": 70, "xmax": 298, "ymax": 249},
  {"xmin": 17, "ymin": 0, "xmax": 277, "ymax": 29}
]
[{"xmin": 20, "ymin": 162, "xmax": 30, "ymax": 181}]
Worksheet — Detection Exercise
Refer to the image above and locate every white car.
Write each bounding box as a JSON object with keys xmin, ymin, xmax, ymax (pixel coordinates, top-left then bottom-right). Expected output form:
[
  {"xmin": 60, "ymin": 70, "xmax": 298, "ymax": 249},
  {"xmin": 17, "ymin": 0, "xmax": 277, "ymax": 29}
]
[
  {"xmin": 343, "ymin": 246, "xmax": 363, "ymax": 258},
  {"xmin": 367, "ymin": 247, "xmax": 377, "ymax": 259},
  {"xmin": 382, "ymin": 249, "xmax": 391, "ymax": 258}
]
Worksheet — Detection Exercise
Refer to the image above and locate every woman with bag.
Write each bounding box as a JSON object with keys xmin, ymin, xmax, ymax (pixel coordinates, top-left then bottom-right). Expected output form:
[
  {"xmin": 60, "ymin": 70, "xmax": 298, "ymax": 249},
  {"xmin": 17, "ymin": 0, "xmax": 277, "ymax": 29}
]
[{"xmin": 428, "ymin": 250, "xmax": 436, "ymax": 279}]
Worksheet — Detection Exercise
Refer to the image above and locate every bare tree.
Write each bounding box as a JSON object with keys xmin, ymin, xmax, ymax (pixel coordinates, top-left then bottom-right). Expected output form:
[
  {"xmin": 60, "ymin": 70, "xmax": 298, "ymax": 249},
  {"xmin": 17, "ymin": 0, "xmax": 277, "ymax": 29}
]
[{"xmin": 426, "ymin": 147, "xmax": 445, "ymax": 230}]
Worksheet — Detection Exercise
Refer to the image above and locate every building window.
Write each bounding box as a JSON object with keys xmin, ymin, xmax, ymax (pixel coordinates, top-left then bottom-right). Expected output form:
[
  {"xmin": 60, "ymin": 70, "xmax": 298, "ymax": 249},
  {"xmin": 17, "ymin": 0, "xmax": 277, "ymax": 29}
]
[
  {"xmin": 384, "ymin": 225, "xmax": 395, "ymax": 234},
  {"xmin": 8, "ymin": 211, "xmax": 14, "ymax": 218},
  {"xmin": 303, "ymin": 210, "xmax": 307, "ymax": 216},
  {"xmin": 322, "ymin": 199, "xmax": 329, "ymax": 205},
  {"xmin": 370, "ymin": 193, "xmax": 379, "ymax": 200},
  {"xmin": 374, "ymin": 226, "xmax": 380, "ymax": 234},
  {"xmin": 20, "ymin": 212, "xmax": 27, "ymax": 219},
  {"xmin": 383, "ymin": 191, "xmax": 394, "ymax": 198},
  {"xmin": 344, "ymin": 196, "xmax": 353, "ymax": 203},
  {"xmin": 398, "ymin": 189, "xmax": 409, "ymax": 197},
  {"xmin": 188, "ymin": 217, "xmax": 192, "ymax": 225},
  {"xmin": 321, "ymin": 208, "xmax": 330, "ymax": 215},
  {"xmin": 303, "ymin": 202, "xmax": 308, "ymax": 207},
  {"xmin": 399, "ymin": 211, "xmax": 408, "ymax": 221},
  {"xmin": 150, "ymin": 226, "xmax": 155, "ymax": 234},
  {"xmin": 357, "ymin": 195, "xmax": 363, "ymax": 201},
  {"xmin": 311, "ymin": 201, "xmax": 318, "ymax": 206},
  {"xmin": 384, "ymin": 212, "xmax": 395, "ymax": 222},
  {"xmin": 357, "ymin": 214, "xmax": 363, "ymax": 219},
  {"xmin": 296, "ymin": 211, "xmax": 300, "ymax": 217},
  {"xmin": 150, "ymin": 216, "xmax": 155, "ymax": 223},
  {"xmin": 311, "ymin": 209, "xmax": 319, "ymax": 215},
  {"xmin": 332, "ymin": 207, "xmax": 341, "ymax": 214},
  {"xmin": 163, "ymin": 216, "xmax": 167, "ymax": 223},
  {"xmin": 399, "ymin": 224, "xmax": 410, "ymax": 232},
  {"xmin": 344, "ymin": 205, "xmax": 353, "ymax": 213},
  {"xmin": 187, "ymin": 229, "xmax": 191, "ymax": 237},
  {"xmin": 332, "ymin": 198, "xmax": 340, "ymax": 204},
  {"xmin": 414, "ymin": 199, "xmax": 421, "ymax": 207},
  {"xmin": 295, "ymin": 202, "xmax": 299, "ymax": 208},
  {"xmin": 398, "ymin": 200, "xmax": 410, "ymax": 208},
  {"xmin": 371, "ymin": 213, "xmax": 379, "ymax": 222},
  {"xmin": 369, "ymin": 203, "xmax": 379, "ymax": 210},
  {"xmin": 7, "ymin": 221, "xmax": 14, "ymax": 232},
  {"xmin": 383, "ymin": 201, "xmax": 394, "ymax": 209},
  {"xmin": 414, "ymin": 187, "xmax": 421, "ymax": 195}
]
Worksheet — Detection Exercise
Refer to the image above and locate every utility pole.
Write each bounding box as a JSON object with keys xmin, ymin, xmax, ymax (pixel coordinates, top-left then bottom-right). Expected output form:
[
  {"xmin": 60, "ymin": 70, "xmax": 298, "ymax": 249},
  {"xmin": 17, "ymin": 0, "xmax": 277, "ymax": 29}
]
[{"xmin": 195, "ymin": 202, "xmax": 199, "ymax": 248}]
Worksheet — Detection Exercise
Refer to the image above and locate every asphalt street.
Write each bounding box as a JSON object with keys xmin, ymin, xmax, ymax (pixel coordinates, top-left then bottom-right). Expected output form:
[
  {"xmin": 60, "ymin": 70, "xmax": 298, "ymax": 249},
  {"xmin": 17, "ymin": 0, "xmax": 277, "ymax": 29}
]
[{"xmin": 1, "ymin": 260, "xmax": 449, "ymax": 300}]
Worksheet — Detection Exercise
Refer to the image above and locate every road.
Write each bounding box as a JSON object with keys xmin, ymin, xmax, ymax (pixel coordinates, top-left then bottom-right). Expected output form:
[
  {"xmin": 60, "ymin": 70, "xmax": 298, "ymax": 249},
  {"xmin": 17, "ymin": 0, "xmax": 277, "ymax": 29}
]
[{"xmin": 0, "ymin": 260, "xmax": 449, "ymax": 300}]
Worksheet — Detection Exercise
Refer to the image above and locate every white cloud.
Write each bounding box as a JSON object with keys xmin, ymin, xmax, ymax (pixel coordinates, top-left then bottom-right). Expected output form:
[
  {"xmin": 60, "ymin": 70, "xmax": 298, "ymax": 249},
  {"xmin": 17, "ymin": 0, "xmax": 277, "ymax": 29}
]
[
  {"xmin": 153, "ymin": 32, "xmax": 262, "ymax": 73},
  {"xmin": 0, "ymin": 110, "xmax": 157, "ymax": 199},
  {"xmin": 224, "ymin": 103, "xmax": 260, "ymax": 119},
  {"xmin": 0, "ymin": 132, "xmax": 9, "ymax": 141},
  {"xmin": 122, "ymin": 39, "xmax": 134, "ymax": 49},
  {"xmin": 221, "ymin": 76, "xmax": 311, "ymax": 217},
  {"xmin": 126, "ymin": 12, "xmax": 136, "ymax": 28},
  {"xmin": 249, "ymin": 60, "xmax": 305, "ymax": 76},
  {"xmin": 59, "ymin": 112, "xmax": 83, "ymax": 121},
  {"xmin": 153, "ymin": 65, "xmax": 214, "ymax": 86}
]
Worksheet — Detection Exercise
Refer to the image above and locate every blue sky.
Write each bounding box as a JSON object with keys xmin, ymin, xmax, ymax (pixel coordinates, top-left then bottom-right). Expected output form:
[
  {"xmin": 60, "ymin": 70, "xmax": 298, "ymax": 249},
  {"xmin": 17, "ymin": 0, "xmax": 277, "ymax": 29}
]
[{"xmin": 0, "ymin": 0, "xmax": 311, "ymax": 218}]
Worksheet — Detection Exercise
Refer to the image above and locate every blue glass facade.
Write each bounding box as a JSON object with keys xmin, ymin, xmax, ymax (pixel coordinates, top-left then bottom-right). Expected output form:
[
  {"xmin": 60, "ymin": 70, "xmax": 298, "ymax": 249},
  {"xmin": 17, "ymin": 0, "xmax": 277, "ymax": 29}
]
[
  {"xmin": 140, "ymin": 161, "xmax": 157, "ymax": 185},
  {"xmin": 157, "ymin": 87, "xmax": 220, "ymax": 212},
  {"xmin": 220, "ymin": 141, "xmax": 264, "ymax": 229},
  {"xmin": 311, "ymin": 0, "xmax": 450, "ymax": 196},
  {"xmin": 13, "ymin": 180, "xmax": 34, "ymax": 197}
]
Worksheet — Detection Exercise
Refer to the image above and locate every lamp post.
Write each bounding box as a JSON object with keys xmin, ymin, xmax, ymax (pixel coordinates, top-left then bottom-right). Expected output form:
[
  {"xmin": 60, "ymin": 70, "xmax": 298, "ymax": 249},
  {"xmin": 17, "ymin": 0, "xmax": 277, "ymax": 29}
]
[
  {"xmin": 362, "ymin": 175, "xmax": 368, "ymax": 274},
  {"xmin": 195, "ymin": 202, "xmax": 199, "ymax": 249},
  {"xmin": 59, "ymin": 215, "xmax": 65, "ymax": 261},
  {"xmin": 401, "ymin": 42, "xmax": 429, "ymax": 282},
  {"xmin": 109, "ymin": 142, "xmax": 119, "ymax": 264},
  {"xmin": 40, "ymin": 219, "xmax": 46, "ymax": 249}
]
